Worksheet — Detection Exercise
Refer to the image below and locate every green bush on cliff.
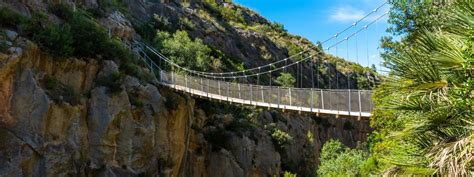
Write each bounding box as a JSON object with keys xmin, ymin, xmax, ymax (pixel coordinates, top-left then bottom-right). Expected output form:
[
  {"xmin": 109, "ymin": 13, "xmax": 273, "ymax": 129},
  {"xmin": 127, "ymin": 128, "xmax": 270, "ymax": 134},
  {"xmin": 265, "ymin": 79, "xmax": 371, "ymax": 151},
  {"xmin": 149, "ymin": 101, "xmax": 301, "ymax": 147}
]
[
  {"xmin": 154, "ymin": 30, "xmax": 221, "ymax": 71},
  {"xmin": 18, "ymin": 13, "xmax": 75, "ymax": 58},
  {"xmin": 96, "ymin": 72, "xmax": 123, "ymax": 93},
  {"xmin": 271, "ymin": 128, "xmax": 293, "ymax": 148},
  {"xmin": 33, "ymin": 24, "xmax": 74, "ymax": 58},
  {"xmin": 317, "ymin": 139, "xmax": 369, "ymax": 177},
  {"xmin": 275, "ymin": 72, "xmax": 296, "ymax": 87},
  {"xmin": 0, "ymin": 7, "xmax": 26, "ymax": 28}
]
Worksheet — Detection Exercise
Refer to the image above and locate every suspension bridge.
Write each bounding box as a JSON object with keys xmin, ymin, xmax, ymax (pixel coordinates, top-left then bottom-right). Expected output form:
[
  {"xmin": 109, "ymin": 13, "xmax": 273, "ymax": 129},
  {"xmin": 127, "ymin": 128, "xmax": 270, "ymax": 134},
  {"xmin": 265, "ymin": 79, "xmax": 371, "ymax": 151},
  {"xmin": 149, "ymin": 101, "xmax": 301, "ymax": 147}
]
[{"xmin": 131, "ymin": 3, "xmax": 389, "ymax": 119}]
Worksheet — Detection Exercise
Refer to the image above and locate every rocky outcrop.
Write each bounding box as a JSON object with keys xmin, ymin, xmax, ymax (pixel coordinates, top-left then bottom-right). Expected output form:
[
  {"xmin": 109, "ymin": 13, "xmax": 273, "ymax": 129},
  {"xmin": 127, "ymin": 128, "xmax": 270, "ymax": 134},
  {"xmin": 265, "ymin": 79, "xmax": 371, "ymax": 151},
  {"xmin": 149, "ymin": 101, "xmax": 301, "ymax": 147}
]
[
  {"xmin": 0, "ymin": 41, "xmax": 370, "ymax": 176},
  {"xmin": 0, "ymin": 0, "xmax": 373, "ymax": 176}
]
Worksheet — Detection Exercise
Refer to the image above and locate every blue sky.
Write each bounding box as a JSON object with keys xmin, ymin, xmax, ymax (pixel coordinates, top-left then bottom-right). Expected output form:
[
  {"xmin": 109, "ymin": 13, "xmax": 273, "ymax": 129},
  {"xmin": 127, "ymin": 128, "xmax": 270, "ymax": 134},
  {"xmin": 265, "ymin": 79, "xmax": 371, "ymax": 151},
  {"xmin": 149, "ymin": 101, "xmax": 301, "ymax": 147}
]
[{"xmin": 234, "ymin": 0, "xmax": 390, "ymax": 72}]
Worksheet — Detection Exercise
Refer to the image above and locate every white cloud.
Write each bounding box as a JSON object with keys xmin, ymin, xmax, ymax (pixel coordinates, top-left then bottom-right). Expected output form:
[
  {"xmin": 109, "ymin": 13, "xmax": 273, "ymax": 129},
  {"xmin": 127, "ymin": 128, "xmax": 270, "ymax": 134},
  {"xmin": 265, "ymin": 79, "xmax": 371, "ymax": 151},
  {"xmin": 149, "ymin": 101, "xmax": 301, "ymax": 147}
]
[{"xmin": 329, "ymin": 6, "xmax": 365, "ymax": 23}]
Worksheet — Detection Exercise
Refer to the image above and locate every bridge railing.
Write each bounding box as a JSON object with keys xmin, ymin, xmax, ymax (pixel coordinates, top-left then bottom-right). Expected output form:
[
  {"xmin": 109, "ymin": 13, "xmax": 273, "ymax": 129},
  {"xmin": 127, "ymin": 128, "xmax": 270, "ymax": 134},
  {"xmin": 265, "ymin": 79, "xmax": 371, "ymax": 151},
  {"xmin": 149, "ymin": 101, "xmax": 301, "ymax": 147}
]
[{"xmin": 158, "ymin": 71, "xmax": 373, "ymax": 116}]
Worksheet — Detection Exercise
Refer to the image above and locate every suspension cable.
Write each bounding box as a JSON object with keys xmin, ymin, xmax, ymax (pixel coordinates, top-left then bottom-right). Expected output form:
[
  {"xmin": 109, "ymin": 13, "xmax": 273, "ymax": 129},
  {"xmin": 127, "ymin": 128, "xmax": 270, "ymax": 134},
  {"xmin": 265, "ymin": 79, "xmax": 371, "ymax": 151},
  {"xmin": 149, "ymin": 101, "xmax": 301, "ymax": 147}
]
[
  {"xmin": 138, "ymin": 2, "xmax": 387, "ymax": 77},
  {"xmin": 138, "ymin": 11, "xmax": 389, "ymax": 79}
]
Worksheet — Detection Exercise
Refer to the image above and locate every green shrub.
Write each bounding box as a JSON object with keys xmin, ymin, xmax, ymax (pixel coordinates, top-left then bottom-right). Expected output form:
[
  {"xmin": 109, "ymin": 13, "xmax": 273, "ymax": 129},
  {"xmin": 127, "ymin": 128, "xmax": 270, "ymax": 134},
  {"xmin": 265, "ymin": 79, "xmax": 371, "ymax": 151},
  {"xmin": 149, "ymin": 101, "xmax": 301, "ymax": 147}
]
[
  {"xmin": 18, "ymin": 12, "xmax": 74, "ymax": 58},
  {"xmin": 98, "ymin": 0, "xmax": 128, "ymax": 13},
  {"xmin": 0, "ymin": 41, "xmax": 7, "ymax": 53},
  {"xmin": 49, "ymin": 3, "xmax": 75, "ymax": 20},
  {"xmin": 275, "ymin": 72, "xmax": 296, "ymax": 87},
  {"xmin": 44, "ymin": 75, "xmax": 60, "ymax": 90},
  {"xmin": 283, "ymin": 171, "xmax": 297, "ymax": 177},
  {"xmin": 96, "ymin": 72, "xmax": 123, "ymax": 93},
  {"xmin": 0, "ymin": 31, "xmax": 8, "ymax": 53},
  {"xmin": 271, "ymin": 128, "xmax": 293, "ymax": 149},
  {"xmin": 68, "ymin": 14, "xmax": 109, "ymax": 58},
  {"xmin": 32, "ymin": 24, "xmax": 74, "ymax": 58},
  {"xmin": 154, "ymin": 30, "xmax": 217, "ymax": 71},
  {"xmin": 179, "ymin": 17, "xmax": 196, "ymax": 30},
  {"xmin": 0, "ymin": 7, "xmax": 25, "ymax": 28},
  {"xmin": 317, "ymin": 139, "xmax": 368, "ymax": 177},
  {"xmin": 129, "ymin": 94, "xmax": 144, "ymax": 108}
]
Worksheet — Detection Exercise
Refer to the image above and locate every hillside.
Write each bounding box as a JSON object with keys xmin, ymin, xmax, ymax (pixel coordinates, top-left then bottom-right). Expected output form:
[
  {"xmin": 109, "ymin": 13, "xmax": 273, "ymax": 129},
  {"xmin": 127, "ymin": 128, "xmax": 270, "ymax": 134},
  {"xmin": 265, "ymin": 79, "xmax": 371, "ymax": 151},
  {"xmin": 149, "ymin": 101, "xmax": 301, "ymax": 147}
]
[{"xmin": 0, "ymin": 0, "xmax": 375, "ymax": 176}]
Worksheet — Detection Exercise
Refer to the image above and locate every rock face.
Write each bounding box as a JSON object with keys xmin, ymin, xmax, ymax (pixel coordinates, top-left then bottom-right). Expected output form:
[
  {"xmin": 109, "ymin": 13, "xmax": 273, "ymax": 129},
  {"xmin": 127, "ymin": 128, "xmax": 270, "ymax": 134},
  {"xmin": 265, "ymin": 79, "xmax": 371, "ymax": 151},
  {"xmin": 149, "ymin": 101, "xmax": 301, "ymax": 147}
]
[
  {"xmin": 0, "ymin": 0, "xmax": 372, "ymax": 176},
  {"xmin": 0, "ymin": 42, "xmax": 370, "ymax": 176}
]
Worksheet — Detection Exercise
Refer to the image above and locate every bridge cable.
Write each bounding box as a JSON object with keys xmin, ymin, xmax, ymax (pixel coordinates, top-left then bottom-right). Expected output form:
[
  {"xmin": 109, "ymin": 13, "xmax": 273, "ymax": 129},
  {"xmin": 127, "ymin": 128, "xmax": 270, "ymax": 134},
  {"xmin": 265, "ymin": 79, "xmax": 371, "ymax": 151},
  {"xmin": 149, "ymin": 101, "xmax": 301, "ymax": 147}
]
[
  {"xmin": 138, "ymin": 11, "xmax": 389, "ymax": 79},
  {"xmin": 140, "ymin": 2, "xmax": 388, "ymax": 77}
]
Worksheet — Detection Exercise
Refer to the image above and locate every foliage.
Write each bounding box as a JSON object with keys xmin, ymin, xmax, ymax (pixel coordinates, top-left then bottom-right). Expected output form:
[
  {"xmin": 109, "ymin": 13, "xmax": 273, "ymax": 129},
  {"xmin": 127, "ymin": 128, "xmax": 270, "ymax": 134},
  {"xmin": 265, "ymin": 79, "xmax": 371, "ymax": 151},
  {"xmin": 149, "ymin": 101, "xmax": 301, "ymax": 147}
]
[
  {"xmin": 0, "ymin": 7, "xmax": 26, "ymax": 28},
  {"xmin": 32, "ymin": 24, "xmax": 74, "ymax": 58},
  {"xmin": 275, "ymin": 72, "xmax": 296, "ymax": 87},
  {"xmin": 154, "ymin": 30, "xmax": 221, "ymax": 71},
  {"xmin": 283, "ymin": 171, "xmax": 297, "ymax": 177},
  {"xmin": 306, "ymin": 131, "xmax": 314, "ymax": 144},
  {"xmin": 0, "ymin": 30, "xmax": 8, "ymax": 53},
  {"xmin": 129, "ymin": 94, "xmax": 144, "ymax": 108},
  {"xmin": 96, "ymin": 72, "xmax": 123, "ymax": 94},
  {"xmin": 97, "ymin": 0, "xmax": 128, "ymax": 14},
  {"xmin": 179, "ymin": 17, "xmax": 196, "ymax": 30},
  {"xmin": 371, "ymin": 0, "xmax": 474, "ymax": 175},
  {"xmin": 271, "ymin": 128, "xmax": 293, "ymax": 149},
  {"xmin": 0, "ymin": 41, "xmax": 7, "ymax": 53},
  {"xmin": 317, "ymin": 139, "xmax": 368, "ymax": 177}
]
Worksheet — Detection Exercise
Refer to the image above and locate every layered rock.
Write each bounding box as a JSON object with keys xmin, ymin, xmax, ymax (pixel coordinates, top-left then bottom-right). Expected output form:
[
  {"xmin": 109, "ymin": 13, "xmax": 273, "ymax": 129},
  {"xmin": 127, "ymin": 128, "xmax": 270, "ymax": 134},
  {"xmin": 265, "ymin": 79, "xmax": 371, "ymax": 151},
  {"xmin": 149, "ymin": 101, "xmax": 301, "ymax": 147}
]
[
  {"xmin": 0, "ymin": 41, "xmax": 370, "ymax": 176},
  {"xmin": 0, "ymin": 0, "xmax": 373, "ymax": 176}
]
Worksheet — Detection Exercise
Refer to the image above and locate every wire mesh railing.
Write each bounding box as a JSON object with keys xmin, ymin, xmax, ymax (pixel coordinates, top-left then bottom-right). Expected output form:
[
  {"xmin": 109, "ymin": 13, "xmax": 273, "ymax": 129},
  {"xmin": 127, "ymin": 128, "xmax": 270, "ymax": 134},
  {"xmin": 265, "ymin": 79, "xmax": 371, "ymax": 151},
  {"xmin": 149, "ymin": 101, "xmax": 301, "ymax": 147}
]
[{"xmin": 157, "ymin": 71, "xmax": 373, "ymax": 117}]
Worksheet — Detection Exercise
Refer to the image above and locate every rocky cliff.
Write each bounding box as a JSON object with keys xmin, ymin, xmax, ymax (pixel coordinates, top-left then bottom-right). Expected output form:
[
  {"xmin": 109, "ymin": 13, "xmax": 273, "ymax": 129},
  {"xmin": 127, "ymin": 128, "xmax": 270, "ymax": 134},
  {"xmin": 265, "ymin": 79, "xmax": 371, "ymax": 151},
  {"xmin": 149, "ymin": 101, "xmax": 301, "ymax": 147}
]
[{"xmin": 0, "ymin": 0, "xmax": 372, "ymax": 176}]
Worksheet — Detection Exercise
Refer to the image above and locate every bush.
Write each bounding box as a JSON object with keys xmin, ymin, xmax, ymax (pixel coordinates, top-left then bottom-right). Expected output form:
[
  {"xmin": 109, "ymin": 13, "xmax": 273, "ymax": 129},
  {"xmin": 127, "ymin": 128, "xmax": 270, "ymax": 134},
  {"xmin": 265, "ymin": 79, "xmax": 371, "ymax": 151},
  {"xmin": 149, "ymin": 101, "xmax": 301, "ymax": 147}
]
[
  {"xmin": 0, "ymin": 31, "xmax": 8, "ymax": 53},
  {"xmin": 317, "ymin": 139, "xmax": 368, "ymax": 177},
  {"xmin": 271, "ymin": 128, "xmax": 293, "ymax": 149},
  {"xmin": 32, "ymin": 24, "xmax": 74, "ymax": 58},
  {"xmin": 96, "ymin": 72, "xmax": 123, "ymax": 93},
  {"xmin": 283, "ymin": 171, "xmax": 297, "ymax": 177},
  {"xmin": 0, "ymin": 41, "xmax": 7, "ymax": 53},
  {"xmin": 68, "ymin": 13, "xmax": 109, "ymax": 58},
  {"xmin": 0, "ymin": 7, "xmax": 25, "ymax": 28},
  {"xmin": 129, "ymin": 93, "xmax": 144, "ymax": 108},
  {"xmin": 275, "ymin": 72, "xmax": 296, "ymax": 87},
  {"xmin": 154, "ymin": 30, "xmax": 217, "ymax": 71},
  {"xmin": 49, "ymin": 3, "xmax": 75, "ymax": 20}
]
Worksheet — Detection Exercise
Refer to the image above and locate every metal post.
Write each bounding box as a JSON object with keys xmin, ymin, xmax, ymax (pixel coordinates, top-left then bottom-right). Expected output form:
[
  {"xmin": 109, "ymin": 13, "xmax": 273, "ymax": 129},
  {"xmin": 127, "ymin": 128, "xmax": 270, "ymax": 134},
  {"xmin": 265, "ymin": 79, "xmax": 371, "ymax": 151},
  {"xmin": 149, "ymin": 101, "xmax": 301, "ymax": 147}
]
[
  {"xmin": 185, "ymin": 75, "xmax": 188, "ymax": 93},
  {"xmin": 311, "ymin": 88, "xmax": 314, "ymax": 113},
  {"xmin": 348, "ymin": 89, "xmax": 352, "ymax": 116},
  {"xmin": 218, "ymin": 80, "xmax": 221, "ymax": 96},
  {"xmin": 227, "ymin": 82, "xmax": 230, "ymax": 102},
  {"xmin": 277, "ymin": 87, "xmax": 281, "ymax": 109},
  {"xmin": 261, "ymin": 86, "xmax": 264, "ymax": 103},
  {"xmin": 238, "ymin": 83, "xmax": 241, "ymax": 99},
  {"xmin": 320, "ymin": 90, "xmax": 324, "ymax": 109},
  {"xmin": 358, "ymin": 90, "xmax": 362, "ymax": 118},
  {"xmin": 250, "ymin": 84, "xmax": 253, "ymax": 105},
  {"xmin": 201, "ymin": 78, "xmax": 203, "ymax": 92},
  {"xmin": 160, "ymin": 70, "xmax": 163, "ymax": 83},
  {"xmin": 171, "ymin": 72, "xmax": 175, "ymax": 89},
  {"xmin": 289, "ymin": 88, "xmax": 292, "ymax": 106},
  {"xmin": 207, "ymin": 79, "xmax": 210, "ymax": 98}
]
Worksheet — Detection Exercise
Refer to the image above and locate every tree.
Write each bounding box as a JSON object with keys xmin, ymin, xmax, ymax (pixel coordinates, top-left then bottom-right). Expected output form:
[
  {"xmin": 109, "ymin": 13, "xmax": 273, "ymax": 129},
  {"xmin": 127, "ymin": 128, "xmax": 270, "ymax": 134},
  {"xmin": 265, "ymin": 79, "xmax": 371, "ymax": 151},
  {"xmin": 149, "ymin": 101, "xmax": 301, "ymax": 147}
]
[
  {"xmin": 372, "ymin": 0, "xmax": 474, "ymax": 175},
  {"xmin": 370, "ymin": 64, "xmax": 376, "ymax": 72},
  {"xmin": 381, "ymin": 0, "xmax": 451, "ymax": 68},
  {"xmin": 275, "ymin": 72, "xmax": 296, "ymax": 87},
  {"xmin": 154, "ymin": 30, "xmax": 218, "ymax": 71}
]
